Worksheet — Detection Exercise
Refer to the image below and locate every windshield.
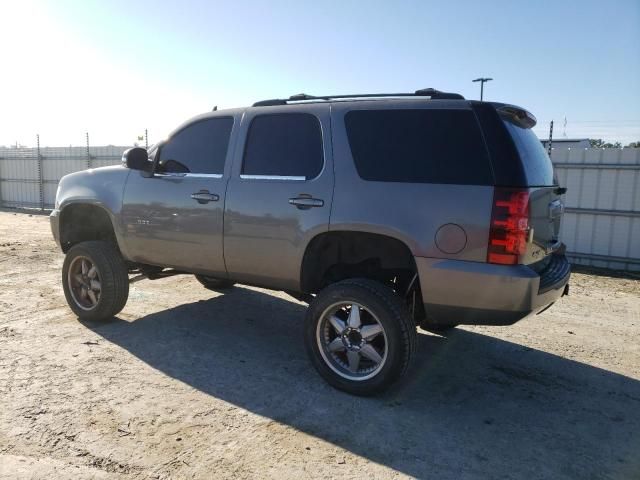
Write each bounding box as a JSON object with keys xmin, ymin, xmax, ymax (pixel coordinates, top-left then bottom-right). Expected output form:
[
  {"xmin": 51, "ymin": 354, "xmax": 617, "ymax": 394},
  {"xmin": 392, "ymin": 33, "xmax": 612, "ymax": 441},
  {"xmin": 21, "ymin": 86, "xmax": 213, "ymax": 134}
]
[{"xmin": 503, "ymin": 120, "xmax": 555, "ymax": 186}]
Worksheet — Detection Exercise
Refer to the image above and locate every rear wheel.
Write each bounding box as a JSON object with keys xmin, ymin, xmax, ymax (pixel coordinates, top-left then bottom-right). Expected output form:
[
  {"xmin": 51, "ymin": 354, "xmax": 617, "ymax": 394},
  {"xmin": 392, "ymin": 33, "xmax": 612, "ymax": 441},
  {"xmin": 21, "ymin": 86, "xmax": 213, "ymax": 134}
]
[
  {"xmin": 195, "ymin": 275, "xmax": 235, "ymax": 291},
  {"xmin": 304, "ymin": 278, "xmax": 416, "ymax": 396},
  {"xmin": 62, "ymin": 241, "xmax": 129, "ymax": 321}
]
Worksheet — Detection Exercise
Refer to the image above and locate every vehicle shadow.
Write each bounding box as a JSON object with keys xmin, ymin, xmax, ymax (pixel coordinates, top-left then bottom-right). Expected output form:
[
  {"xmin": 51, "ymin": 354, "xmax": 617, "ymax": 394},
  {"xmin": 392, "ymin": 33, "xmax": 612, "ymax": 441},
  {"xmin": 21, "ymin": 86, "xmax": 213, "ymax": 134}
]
[{"xmin": 86, "ymin": 286, "xmax": 640, "ymax": 479}]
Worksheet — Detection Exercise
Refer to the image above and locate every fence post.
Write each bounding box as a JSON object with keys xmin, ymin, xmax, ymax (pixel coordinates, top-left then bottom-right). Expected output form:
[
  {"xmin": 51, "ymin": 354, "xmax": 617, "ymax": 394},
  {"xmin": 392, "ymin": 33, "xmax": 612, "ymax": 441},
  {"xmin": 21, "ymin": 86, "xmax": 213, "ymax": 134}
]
[
  {"xmin": 145, "ymin": 128, "xmax": 148, "ymax": 150},
  {"xmin": 37, "ymin": 134, "xmax": 44, "ymax": 211},
  {"xmin": 85, "ymin": 132, "xmax": 91, "ymax": 169},
  {"xmin": 547, "ymin": 120, "xmax": 553, "ymax": 159},
  {"xmin": 0, "ymin": 145, "xmax": 3, "ymax": 208}
]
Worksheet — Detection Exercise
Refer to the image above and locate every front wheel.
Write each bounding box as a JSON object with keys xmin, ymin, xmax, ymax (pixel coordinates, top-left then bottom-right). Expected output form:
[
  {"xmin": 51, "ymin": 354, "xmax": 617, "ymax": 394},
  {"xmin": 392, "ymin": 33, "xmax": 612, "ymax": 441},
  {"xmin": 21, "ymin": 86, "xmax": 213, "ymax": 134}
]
[
  {"xmin": 304, "ymin": 278, "xmax": 416, "ymax": 396},
  {"xmin": 62, "ymin": 241, "xmax": 129, "ymax": 321}
]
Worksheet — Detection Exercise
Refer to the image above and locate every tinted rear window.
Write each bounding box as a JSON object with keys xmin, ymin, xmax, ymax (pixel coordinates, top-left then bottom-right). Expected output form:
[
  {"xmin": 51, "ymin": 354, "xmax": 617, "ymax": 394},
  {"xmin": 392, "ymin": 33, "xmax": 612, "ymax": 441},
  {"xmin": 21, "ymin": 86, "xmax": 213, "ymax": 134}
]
[
  {"xmin": 345, "ymin": 109, "xmax": 492, "ymax": 185},
  {"xmin": 502, "ymin": 120, "xmax": 555, "ymax": 186}
]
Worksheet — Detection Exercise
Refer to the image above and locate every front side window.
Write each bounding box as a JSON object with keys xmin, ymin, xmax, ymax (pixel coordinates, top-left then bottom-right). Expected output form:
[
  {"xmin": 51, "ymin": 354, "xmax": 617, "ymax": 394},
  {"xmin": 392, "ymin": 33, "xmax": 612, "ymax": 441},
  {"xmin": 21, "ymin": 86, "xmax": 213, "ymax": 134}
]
[
  {"xmin": 242, "ymin": 113, "xmax": 324, "ymax": 179},
  {"xmin": 345, "ymin": 109, "xmax": 493, "ymax": 185},
  {"xmin": 158, "ymin": 117, "xmax": 233, "ymax": 174}
]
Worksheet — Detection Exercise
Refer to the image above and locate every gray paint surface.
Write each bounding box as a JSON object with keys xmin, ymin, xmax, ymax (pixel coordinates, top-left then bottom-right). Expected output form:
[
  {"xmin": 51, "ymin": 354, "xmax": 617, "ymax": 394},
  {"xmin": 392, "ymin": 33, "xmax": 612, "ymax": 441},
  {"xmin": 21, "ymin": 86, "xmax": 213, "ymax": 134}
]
[
  {"xmin": 329, "ymin": 100, "xmax": 495, "ymax": 262},
  {"xmin": 223, "ymin": 104, "xmax": 334, "ymax": 291},
  {"xmin": 121, "ymin": 171, "xmax": 229, "ymax": 275}
]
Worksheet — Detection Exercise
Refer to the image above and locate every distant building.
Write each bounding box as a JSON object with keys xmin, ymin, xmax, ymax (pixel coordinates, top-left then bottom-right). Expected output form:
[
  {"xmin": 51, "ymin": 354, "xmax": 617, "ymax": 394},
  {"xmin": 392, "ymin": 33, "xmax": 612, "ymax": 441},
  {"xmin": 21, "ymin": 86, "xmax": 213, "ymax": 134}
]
[{"xmin": 540, "ymin": 138, "xmax": 590, "ymax": 150}]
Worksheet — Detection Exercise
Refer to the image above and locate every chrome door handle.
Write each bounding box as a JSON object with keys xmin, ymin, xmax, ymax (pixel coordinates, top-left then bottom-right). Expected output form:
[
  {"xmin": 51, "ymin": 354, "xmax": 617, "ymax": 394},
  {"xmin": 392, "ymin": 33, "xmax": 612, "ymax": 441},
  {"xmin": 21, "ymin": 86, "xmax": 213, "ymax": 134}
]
[
  {"xmin": 191, "ymin": 190, "xmax": 219, "ymax": 204},
  {"xmin": 289, "ymin": 197, "xmax": 324, "ymax": 209},
  {"xmin": 156, "ymin": 172, "xmax": 187, "ymax": 178}
]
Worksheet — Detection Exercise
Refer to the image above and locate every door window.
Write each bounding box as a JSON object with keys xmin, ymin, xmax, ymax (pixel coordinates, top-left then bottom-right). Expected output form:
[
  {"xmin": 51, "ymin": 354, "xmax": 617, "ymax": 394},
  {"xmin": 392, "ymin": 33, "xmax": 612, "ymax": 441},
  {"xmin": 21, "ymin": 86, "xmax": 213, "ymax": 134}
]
[
  {"xmin": 157, "ymin": 117, "xmax": 234, "ymax": 174},
  {"xmin": 242, "ymin": 113, "xmax": 324, "ymax": 179}
]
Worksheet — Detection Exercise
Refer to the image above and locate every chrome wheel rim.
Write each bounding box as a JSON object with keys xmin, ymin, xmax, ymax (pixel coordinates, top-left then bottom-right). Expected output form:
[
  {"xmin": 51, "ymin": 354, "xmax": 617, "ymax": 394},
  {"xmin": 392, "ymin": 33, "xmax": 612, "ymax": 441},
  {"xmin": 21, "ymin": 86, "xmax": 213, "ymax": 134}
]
[
  {"xmin": 316, "ymin": 302, "xmax": 388, "ymax": 381},
  {"xmin": 68, "ymin": 256, "xmax": 101, "ymax": 311}
]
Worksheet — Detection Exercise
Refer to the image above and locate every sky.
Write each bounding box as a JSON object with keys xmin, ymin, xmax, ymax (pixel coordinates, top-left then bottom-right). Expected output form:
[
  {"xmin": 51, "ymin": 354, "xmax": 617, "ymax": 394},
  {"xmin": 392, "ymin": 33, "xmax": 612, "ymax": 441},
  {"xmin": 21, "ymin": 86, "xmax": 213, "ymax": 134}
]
[{"xmin": 1, "ymin": 0, "xmax": 639, "ymax": 147}]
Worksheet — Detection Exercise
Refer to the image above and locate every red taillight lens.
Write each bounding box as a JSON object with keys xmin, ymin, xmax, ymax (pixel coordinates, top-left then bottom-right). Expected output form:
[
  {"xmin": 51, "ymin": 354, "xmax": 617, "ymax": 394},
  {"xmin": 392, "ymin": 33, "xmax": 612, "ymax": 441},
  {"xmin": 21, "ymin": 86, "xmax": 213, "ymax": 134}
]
[{"xmin": 487, "ymin": 188, "xmax": 530, "ymax": 265}]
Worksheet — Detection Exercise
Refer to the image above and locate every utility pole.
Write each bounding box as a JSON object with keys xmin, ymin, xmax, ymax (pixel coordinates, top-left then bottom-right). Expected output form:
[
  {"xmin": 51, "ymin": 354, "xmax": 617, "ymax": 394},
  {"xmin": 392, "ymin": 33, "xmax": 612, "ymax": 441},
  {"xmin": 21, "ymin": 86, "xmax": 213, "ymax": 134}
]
[
  {"xmin": 472, "ymin": 77, "xmax": 493, "ymax": 101},
  {"xmin": 36, "ymin": 134, "xmax": 44, "ymax": 211}
]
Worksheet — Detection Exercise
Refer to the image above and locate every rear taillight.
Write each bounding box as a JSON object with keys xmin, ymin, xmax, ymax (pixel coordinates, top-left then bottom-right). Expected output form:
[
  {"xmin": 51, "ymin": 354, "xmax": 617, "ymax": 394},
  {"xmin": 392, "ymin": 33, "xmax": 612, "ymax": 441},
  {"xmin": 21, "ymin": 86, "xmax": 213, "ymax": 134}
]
[{"xmin": 487, "ymin": 188, "xmax": 530, "ymax": 265}]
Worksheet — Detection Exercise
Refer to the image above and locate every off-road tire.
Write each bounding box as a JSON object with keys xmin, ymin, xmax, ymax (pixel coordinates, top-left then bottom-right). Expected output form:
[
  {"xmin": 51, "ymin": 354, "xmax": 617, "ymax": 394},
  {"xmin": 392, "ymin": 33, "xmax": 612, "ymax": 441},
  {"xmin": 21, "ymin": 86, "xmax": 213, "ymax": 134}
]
[
  {"xmin": 62, "ymin": 241, "xmax": 129, "ymax": 321},
  {"xmin": 304, "ymin": 278, "xmax": 417, "ymax": 396},
  {"xmin": 195, "ymin": 275, "xmax": 236, "ymax": 290}
]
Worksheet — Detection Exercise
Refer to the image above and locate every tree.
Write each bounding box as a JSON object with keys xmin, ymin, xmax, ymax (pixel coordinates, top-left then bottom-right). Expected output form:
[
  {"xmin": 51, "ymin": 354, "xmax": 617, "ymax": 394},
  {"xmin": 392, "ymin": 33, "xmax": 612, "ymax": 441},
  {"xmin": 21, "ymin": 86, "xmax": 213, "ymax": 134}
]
[
  {"xmin": 626, "ymin": 141, "xmax": 640, "ymax": 148},
  {"xmin": 589, "ymin": 138, "xmax": 622, "ymax": 148}
]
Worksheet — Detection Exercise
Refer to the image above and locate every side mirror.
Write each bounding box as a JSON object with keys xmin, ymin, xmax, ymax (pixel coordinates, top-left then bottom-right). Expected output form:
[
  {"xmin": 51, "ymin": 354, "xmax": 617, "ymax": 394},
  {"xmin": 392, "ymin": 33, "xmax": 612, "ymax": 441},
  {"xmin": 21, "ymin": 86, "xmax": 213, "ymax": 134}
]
[{"xmin": 122, "ymin": 147, "xmax": 152, "ymax": 172}]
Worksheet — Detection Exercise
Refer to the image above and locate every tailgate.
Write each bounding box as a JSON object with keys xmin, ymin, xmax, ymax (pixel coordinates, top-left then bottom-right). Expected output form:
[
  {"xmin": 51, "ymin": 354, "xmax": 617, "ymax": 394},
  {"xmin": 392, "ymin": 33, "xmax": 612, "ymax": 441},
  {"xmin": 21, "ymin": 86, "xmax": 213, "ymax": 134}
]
[{"xmin": 498, "ymin": 112, "xmax": 566, "ymax": 267}]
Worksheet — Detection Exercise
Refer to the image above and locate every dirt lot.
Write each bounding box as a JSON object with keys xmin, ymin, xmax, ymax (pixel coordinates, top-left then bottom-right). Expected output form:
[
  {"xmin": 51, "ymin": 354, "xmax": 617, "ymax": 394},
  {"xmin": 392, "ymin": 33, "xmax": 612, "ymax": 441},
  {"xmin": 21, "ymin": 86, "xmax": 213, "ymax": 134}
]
[{"xmin": 0, "ymin": 210, "xmax": 638, "ymax": 479}]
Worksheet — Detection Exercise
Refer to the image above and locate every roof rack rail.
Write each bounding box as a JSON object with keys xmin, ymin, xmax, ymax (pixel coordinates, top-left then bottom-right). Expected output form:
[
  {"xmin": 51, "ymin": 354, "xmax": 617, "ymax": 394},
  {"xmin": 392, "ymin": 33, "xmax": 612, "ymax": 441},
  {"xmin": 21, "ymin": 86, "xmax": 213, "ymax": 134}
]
[{"xmin": 252, "ymin": 88, "xmax": 464, "ymax": 107}]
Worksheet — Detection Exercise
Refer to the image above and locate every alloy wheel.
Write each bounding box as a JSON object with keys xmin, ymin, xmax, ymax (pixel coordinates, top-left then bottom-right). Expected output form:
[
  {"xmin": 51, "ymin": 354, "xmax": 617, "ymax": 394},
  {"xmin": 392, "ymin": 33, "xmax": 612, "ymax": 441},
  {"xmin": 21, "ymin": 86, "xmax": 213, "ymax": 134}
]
[
  {"xmin": 67, "ymin": 256, "xmax": 102, "ymax": 310},
  {"xmin": 316, "ymin": 302, "xmax": 388, "ymax": 381}
]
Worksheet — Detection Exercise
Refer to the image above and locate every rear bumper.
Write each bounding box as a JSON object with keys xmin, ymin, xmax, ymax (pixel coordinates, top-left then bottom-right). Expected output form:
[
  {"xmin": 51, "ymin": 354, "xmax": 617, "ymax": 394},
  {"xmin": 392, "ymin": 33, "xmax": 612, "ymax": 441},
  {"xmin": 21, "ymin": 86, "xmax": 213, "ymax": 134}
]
[{"xmin": 416, "ymin": 253, "xmax": 570, "ymax": 326}]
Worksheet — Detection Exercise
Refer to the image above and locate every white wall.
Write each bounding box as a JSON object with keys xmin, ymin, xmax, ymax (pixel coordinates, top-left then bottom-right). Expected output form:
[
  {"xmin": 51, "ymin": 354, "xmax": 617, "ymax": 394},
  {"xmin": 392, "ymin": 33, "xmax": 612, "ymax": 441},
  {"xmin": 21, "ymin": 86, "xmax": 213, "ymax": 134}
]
[
  {"xmin": 0, "ymin": 146, "xmax": 127, "ymax": 208},
  {"xmin": 552, "ymin": 148, "xmax": 640, "ymax": 271},
  {"xmin": 1, "ymin": 146, "xmax": 639, "ymax": 271}
]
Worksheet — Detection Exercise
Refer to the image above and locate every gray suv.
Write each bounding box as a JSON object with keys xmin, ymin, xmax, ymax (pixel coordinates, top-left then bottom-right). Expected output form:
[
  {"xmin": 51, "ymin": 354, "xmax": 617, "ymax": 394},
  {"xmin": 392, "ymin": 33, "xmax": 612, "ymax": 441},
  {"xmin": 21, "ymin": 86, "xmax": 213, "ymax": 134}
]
[{"xmin": 50, "ymin": 88, "xmax": 570, "ymax": 395}]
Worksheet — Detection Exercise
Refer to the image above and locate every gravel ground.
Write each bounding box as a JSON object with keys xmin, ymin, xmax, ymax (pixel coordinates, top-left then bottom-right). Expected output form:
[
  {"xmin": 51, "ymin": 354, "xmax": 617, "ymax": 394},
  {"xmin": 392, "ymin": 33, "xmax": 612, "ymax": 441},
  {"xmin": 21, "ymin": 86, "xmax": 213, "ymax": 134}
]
[{"xmin": 0, "ymin": 210, "xmax": 639, "ymax": 479}]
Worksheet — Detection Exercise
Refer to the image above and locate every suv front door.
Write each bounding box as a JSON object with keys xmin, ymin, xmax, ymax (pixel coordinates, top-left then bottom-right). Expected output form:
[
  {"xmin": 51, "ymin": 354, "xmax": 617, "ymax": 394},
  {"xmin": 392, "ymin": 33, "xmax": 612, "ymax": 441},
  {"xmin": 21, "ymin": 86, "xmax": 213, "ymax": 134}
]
[
  {"xmin": 121, "ymin": 116, "xmax": 235, "ymax": 276},
  {"xmin": 224, "ymin": 105, "xmax": 334, "ymax": 291}
]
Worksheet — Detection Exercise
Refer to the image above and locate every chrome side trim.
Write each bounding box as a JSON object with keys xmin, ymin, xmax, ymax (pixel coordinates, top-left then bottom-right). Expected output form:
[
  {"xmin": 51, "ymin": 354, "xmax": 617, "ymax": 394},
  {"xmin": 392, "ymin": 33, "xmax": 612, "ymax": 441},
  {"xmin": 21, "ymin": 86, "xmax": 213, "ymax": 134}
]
[
  {"xmin": 154, "ymin": 172, "xmax": 187, "ymax": 178},
  {"xmin": 186, "ymin": 173, "xmax": 223, "ymax": 178},
  {"xmin": 155, "ymin": 172, "xmax": 223, "ymax": 179},
  {"xmin": 239, "ymin": 175, "xmax": 306, "ymax": 181}
]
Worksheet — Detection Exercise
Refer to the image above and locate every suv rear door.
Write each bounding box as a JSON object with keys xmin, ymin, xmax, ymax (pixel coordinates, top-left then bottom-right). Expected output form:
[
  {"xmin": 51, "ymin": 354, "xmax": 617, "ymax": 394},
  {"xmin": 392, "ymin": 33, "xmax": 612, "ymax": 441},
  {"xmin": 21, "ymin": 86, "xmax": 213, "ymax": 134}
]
[
  {"xmin": 472, "ymin": 102, "xmax": 566, "ymax": 267},
  {"xmin": 224, "ymin": 104, "xmax": 333, "ymax": 291}
]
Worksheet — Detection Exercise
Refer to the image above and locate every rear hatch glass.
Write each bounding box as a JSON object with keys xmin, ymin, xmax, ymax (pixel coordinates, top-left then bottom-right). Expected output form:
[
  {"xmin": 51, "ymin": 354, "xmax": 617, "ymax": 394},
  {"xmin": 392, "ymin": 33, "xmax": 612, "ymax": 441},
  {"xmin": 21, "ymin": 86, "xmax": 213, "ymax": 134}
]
[
  {"xmin": 502, "ymin": 119, "xmax": 563, "ymax": 267},
  {"xmin": 502, "ymin": 120, "xmax": 555, "ymax": 187}
]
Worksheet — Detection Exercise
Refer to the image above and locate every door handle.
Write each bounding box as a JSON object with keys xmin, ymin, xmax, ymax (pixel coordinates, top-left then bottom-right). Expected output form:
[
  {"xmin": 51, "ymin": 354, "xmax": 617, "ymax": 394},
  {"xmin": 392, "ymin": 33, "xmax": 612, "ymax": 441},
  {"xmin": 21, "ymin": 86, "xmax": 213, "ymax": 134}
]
[
  {"xmin": 191, "ymin": 190, "xmax": 219, "ymax": 204},
  {"xmin": 289, "ymin": 196, "xmax": 324, "ymax": 209}
]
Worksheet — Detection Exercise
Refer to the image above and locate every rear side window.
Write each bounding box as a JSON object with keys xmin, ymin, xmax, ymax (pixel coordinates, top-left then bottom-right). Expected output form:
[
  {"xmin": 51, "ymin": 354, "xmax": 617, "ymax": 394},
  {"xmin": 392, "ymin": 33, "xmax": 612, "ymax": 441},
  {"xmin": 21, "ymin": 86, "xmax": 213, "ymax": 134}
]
[
  {"xmin": 502, "ymin": 120, "xmax": 555, "ymax": 186},
  {"xmin": 158, "ymin": 117, "xmax": 233, "ymax": 174},
  {"xmin": 242, "ymin": 113, "xmax": 324, "ymax": 179},
  {"xmin": 345, "ymin": 109, "xmax": 492, "ymax": 184}
]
